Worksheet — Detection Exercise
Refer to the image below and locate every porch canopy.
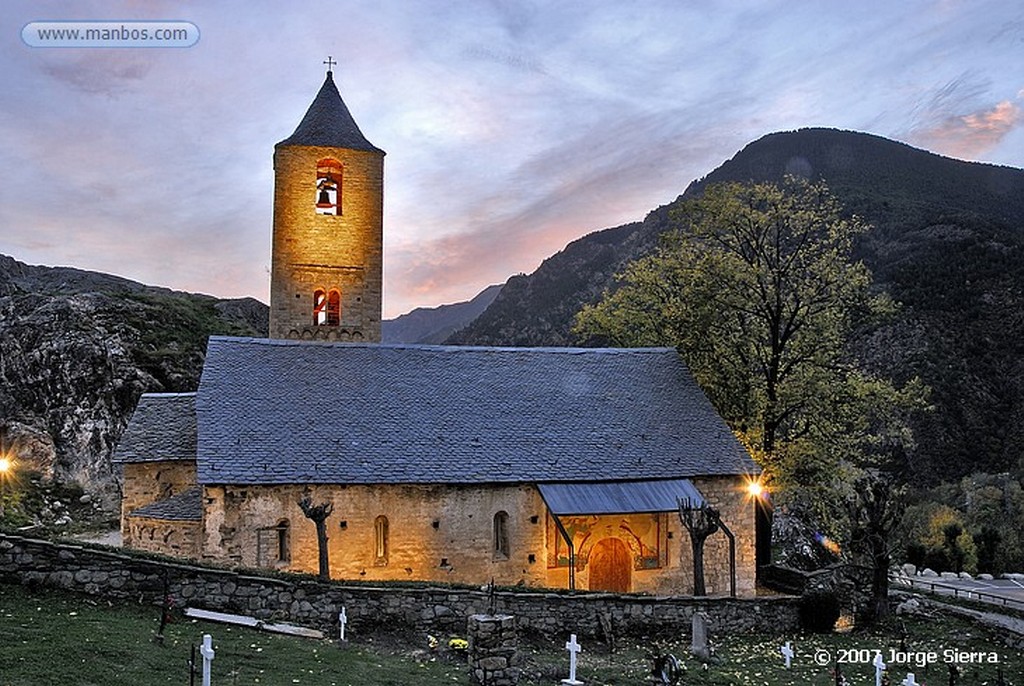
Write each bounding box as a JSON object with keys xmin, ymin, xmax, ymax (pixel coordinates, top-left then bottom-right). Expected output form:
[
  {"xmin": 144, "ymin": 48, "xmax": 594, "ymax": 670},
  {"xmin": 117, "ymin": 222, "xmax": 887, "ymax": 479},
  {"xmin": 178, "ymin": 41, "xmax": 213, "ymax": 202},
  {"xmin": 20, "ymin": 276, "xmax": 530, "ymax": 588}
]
[{"xmin": 538, "ymin": 478, "xmax": 706, "ymax": 516}]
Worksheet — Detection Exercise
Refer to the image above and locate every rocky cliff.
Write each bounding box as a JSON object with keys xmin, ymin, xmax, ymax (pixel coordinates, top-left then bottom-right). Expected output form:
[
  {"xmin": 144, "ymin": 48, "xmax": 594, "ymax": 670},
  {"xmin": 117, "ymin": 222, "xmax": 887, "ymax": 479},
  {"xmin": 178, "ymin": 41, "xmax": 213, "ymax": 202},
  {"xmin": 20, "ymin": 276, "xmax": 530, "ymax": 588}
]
[{"xmin": 0, "ymin": 255, "xmax": 267, "ymax": 503}]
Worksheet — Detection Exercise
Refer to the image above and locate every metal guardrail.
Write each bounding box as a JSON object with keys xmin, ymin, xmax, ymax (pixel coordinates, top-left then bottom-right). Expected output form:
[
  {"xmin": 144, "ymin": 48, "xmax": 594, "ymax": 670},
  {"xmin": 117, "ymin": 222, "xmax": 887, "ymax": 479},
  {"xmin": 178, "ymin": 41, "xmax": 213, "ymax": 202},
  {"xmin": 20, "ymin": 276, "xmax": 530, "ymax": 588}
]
[{"xmin": 892, "ymin": 574, "xmax": 1024, "ymax": 612}]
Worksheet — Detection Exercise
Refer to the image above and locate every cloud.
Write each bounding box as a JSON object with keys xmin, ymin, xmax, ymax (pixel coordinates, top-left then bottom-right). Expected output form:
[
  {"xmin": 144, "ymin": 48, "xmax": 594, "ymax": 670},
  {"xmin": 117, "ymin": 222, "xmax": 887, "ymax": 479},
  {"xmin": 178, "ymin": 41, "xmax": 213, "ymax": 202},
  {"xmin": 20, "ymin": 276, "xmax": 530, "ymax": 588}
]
[
  {"xmin": 902, "ymin": 71, "xmax": 1024, "ymax": 159},
  {"xmin": 462, "ymin": 45, "xmax": 548, "ymax": 75},
  {"xmin": 382, "ymin": 105, "xmax": 745, "ymax": 316},
  {"xmin": 4, "ymin": 0, "xmax": 1023, "ymax": 319},
  {"xmin": 911, "ymin": 99, "xmax": 1022, "ymax": 159},
  {"xmin": 42, "ymin": 54, "xmax": 152, "ymax": 96}
]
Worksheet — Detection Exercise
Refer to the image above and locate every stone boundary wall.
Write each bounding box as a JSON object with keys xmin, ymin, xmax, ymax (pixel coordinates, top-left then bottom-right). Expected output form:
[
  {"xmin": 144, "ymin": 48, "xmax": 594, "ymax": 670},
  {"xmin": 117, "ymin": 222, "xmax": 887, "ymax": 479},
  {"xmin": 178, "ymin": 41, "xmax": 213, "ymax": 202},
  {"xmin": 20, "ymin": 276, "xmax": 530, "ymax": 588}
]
[{"xmin": 0, "ymin": 534, "xmax": 798, "ymax": 638}]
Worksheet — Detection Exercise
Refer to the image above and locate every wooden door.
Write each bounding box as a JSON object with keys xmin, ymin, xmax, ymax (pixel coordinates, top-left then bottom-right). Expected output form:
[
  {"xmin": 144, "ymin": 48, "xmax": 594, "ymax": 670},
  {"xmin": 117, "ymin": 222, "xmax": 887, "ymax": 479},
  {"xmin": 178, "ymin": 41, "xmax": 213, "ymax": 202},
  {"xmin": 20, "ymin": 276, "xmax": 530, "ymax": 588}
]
[{"xmin": 589, "ymin": 538, "xmax": 632, "ymax": 592}]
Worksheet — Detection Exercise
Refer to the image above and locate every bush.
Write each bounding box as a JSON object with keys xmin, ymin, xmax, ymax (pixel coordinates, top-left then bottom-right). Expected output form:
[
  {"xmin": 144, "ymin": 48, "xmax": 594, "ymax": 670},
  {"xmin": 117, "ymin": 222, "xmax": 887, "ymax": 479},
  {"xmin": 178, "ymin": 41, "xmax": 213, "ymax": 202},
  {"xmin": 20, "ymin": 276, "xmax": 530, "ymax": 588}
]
[{"xmin": 798, "ymin": 591, "xmax": 841, "ymax": 633}]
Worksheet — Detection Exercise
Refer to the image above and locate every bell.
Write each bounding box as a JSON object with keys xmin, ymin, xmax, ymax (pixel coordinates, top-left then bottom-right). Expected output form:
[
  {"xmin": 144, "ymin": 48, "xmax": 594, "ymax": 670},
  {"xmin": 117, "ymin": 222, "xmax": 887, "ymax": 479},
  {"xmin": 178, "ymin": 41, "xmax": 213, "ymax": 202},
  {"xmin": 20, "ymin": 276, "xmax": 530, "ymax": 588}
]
[{"xmin": 316, "ymin": 189, "xmax": 333, "ymax": 208}]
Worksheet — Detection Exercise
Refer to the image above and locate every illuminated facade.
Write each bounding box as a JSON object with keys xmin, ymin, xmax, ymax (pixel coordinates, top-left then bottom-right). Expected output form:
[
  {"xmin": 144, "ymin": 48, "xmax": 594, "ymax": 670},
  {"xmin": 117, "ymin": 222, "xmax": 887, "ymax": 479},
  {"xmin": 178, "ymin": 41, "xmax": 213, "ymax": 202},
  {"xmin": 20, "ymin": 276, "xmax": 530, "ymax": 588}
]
[
  {"xmin": 268, "ymin": 68, "xmax": 384, "ymax": 342},
  {"xmin": 115, "ymin": 68, "xmax": 759, "ymax": 596}
]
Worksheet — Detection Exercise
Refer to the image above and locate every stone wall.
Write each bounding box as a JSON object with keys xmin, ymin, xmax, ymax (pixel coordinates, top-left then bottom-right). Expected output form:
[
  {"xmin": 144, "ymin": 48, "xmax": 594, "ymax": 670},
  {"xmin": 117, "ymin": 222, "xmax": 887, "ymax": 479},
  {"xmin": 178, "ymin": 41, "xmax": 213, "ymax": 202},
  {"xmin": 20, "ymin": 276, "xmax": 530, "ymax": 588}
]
[
  {"xmin": 0, "ymin": 534, "xmax": 798, "ymax": 639},
  {"xmin": 201, "ymin": 483, "xmax": 553, "ymax": 588},
  {"xmin": 691, "ymin": 476, "xmax": 757, "ymax": 597},
  {"xmin": 198, "ymin": 478, "xmax": 756, "ymax": 596},
  {"xmin": 125, "ymin": 516, "xmax": 201, "ymax": 559}
]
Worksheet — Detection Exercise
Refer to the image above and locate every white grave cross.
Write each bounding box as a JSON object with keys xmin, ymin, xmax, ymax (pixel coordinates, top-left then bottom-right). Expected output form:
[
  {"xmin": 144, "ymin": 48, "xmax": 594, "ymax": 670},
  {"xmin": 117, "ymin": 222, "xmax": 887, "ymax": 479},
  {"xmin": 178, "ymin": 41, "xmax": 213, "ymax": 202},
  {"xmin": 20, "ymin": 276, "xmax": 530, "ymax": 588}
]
[
  {"xmin": 901, "ymin": 673, "xmax": 918, "ymax": 686},
  {"xmin": 200, "ymin": 634, "xmax": 215, "ymax": 686},
  {"xmin": 561, "ymin": 633, "xmax": 584, "ymax": 685},
  {"xmin": 338, "ymin": 607, "xmax": 348, "ymax": 641},
  {"xmin": 873, "ymin": 651, "xmax": 886, "ymax": 686},
  {"xmin": 780, "ymin": 641, "xmax": 794, "ymax": 668}
]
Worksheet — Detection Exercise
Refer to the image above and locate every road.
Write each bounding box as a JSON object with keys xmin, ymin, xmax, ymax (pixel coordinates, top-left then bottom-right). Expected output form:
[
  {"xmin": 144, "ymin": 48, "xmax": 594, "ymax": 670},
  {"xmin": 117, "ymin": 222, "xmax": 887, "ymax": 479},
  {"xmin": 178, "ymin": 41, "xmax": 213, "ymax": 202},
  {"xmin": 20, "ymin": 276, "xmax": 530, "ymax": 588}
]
[{"xmin": 894, "ymin": 574, "xmax": 1024, "ymax": 611}]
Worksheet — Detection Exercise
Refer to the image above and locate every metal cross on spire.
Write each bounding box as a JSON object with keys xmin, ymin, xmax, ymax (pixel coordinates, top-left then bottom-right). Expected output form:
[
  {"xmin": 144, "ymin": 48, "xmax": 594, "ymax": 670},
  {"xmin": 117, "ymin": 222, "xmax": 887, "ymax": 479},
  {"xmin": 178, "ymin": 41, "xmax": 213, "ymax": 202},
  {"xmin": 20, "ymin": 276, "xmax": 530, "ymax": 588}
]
[{"xmin": 324, "ymin": 55, "xmax": 336, "ymax": 74}]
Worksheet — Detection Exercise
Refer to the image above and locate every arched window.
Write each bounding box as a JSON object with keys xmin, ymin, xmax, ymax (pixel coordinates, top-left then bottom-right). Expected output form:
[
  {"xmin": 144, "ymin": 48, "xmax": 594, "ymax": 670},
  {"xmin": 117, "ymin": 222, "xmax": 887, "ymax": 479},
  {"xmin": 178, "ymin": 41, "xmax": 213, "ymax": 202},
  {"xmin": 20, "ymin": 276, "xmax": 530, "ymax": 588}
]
[
  {"xmin": 313, "ymin": 288, "xmax": 341, "ymax": 326},
  {"xmin": 313, "ymin": 289, "xmax": 327, "ymax": 325},
  {"xmin": 315, "ymin": 158, "xmax": 342, "ymax": 215},
  {"xmin": 374, "ymin": 515, "xmax": 389, "ymax": 565},
  {"xmin": 327, "ymin": 289, "xmax": 341, "ymax": 326},
  {"xmin": 493, "ymin": 511, "xmax": 510, "ymax": 559}
]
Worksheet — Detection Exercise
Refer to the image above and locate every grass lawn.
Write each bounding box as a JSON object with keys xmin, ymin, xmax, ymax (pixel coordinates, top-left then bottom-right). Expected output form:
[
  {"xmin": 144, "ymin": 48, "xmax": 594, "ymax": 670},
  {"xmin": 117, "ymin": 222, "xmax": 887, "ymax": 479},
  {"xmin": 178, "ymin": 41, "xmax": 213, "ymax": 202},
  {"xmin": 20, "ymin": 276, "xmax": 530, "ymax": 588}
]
[{"xmin": 1, "ymin": 582, "xmax": 1020, "ymax": 685}]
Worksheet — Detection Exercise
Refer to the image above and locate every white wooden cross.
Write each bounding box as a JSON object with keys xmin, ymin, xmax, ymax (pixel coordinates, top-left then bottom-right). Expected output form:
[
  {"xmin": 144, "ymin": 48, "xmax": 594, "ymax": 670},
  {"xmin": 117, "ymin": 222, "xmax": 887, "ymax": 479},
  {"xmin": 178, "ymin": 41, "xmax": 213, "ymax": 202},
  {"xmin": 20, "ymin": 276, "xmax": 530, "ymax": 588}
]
[
  {"xmin": 561, "ymin": 633, "xmax": 584, "ymax": 685},
  {"xmin": 780, "ymin": 641, "xmax": 794, "ymax": 668},
  {"xmin": 873, "ymin": 651, "xmax": 886, "ymax": 686},
  {"xmin": 901, "ymin": 673, "xmax": 918, "ymax": 686},
  {"xmin": 338, "ymin": 607, "xmax": 348, "ymax": 641},
  {"xmin": 200, "ymin": 634, "xmax": 215, "ymax": 686}
]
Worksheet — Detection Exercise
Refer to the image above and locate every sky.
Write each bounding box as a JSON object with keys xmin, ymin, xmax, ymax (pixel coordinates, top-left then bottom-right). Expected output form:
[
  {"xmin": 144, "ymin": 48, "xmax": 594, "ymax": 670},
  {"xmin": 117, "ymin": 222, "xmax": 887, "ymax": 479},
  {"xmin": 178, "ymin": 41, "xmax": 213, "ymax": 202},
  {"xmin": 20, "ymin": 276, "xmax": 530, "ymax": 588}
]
[{"xmin": 1, "ymin": 1, "xmax": 1022, "ymax": 318}]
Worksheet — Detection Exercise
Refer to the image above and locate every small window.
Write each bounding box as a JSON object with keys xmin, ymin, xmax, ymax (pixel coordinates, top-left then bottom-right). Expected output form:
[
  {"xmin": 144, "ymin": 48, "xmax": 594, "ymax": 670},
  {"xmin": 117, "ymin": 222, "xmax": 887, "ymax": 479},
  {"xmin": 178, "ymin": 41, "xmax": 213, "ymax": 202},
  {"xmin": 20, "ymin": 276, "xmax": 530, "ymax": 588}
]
[
  {"xmin": 313, "ymin": 289, "xmax": 327, "ymax": 325},
  {"xmin": 327, "ymin": 289, "xmax": 341, "ymax": 326},
  {"xmin": 374, "ymin": 515, "xmax": 389, "ymax": 565},
  {"xmin": 493, "ymin": 511, "xmax": 509, "ymax": 559},
  {"xmin": 256, "ymin": 520, "xmax": 290, "ymax": 567},
  {"xmin": 315, "ymin": 158, "xmax": 342, "ymax": 215},
  {"xmin": 276, "ymin": 519, "xmax": 290, "ymax": 563}
]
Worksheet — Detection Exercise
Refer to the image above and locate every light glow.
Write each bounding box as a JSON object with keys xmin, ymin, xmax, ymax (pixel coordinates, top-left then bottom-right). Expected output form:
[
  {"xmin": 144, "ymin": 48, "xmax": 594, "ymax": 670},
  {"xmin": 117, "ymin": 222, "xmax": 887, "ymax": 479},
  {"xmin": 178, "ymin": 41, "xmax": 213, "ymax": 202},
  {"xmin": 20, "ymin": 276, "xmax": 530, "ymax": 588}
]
[
  {"xmin": 0, "ymin": 457, "xmax": 12, "ymax": 475},
  {"xmin": 745, "ymin": 478, "xmax": 764, "ymax": 499},
  {"xmin": 815, "ymin": 532, "xmax": 842, "ymax": 556}
]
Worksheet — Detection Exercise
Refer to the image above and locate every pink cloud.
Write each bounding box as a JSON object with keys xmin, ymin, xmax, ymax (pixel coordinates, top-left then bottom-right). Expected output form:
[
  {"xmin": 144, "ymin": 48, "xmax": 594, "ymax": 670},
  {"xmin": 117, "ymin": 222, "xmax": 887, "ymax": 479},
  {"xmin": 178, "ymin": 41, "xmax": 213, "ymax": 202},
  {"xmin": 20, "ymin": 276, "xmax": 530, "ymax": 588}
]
[{"xmin": 911, "ymin": 100, "xmax": 1022, "ymax": 160}]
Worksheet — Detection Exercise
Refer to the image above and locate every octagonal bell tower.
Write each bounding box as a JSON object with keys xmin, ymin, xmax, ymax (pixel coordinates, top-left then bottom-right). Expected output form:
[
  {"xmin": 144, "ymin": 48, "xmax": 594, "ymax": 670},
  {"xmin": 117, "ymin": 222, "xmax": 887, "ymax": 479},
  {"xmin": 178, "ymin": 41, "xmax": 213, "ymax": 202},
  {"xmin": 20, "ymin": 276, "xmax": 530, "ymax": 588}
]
[{"xmin": 269, "ymin": 63, "xmax": 385, "ymax": 341}]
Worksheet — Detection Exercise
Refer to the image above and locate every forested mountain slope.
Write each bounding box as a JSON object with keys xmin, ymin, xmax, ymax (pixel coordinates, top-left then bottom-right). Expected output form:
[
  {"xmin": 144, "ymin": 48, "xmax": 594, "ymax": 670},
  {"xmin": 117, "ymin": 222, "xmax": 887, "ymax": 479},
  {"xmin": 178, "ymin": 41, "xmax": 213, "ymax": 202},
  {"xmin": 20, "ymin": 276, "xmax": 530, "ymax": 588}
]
[{"xmin": 450, "ymin": 129, "xmax": 1024, "ymax": 482}]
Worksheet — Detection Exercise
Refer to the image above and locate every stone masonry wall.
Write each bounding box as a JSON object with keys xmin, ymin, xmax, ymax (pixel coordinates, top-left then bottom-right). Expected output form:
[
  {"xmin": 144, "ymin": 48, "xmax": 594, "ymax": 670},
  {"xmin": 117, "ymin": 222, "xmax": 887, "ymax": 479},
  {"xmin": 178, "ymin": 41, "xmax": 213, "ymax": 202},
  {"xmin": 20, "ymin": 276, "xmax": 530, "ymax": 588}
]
[
  {"xmin": 692, "ymin": 476, "xmax": 757, "ymax": 597},
  {"xmin": 201, "ymin": 483, "xmax": 552, "ymax": 588},
  {"xmin": 0, "ymin": 534, "xmax": 798, "ymax": 640},
  {"xmin": 197, "ymin": 479, "xmax": 755, "ymax": 596},
  {"xmin": 124, "ymin": 516, "xmax": 201, "ymax": 559},
  {"xmin": 120, "ymin": 461, "xmax": 196, "ymax": 545}
]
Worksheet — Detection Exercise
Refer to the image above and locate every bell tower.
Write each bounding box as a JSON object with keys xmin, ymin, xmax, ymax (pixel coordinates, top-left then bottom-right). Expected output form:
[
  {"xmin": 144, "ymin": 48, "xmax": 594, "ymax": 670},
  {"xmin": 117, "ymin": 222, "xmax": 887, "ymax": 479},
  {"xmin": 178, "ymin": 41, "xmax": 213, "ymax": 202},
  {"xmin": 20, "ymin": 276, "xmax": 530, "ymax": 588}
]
[{"xmin": 269, "ymin": 59, "xmax": 385, "ymax": 341}]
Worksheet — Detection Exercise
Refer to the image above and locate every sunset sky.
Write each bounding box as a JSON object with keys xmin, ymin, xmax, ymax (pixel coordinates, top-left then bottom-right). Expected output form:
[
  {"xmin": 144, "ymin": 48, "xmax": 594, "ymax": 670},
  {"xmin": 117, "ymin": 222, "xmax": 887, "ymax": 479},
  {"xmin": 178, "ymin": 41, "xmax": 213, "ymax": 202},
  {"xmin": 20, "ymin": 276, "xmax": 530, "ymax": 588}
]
[{"xmin": 2, "ymin": 1, "xmax": 1022, "ymax": 318}]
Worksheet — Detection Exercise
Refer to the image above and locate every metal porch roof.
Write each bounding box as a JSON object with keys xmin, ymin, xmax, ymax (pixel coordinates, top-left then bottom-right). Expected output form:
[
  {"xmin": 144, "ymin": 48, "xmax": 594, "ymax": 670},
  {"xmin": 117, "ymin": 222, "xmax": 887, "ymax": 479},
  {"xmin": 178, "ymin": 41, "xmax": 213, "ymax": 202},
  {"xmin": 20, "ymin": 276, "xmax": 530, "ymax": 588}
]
[{"xmin": 538, "ymin": 479, "xmax": 706, "ymax": 515}]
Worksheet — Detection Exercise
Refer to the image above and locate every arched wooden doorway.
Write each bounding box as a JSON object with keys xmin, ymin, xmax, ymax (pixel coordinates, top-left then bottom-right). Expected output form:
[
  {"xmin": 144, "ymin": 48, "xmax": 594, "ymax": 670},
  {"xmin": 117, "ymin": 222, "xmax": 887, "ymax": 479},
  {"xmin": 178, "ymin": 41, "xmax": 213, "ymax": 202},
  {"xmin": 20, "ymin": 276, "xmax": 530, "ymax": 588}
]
[{"xmin": 589, "ymin": 538, "xmax": 632, "ymax": 593}]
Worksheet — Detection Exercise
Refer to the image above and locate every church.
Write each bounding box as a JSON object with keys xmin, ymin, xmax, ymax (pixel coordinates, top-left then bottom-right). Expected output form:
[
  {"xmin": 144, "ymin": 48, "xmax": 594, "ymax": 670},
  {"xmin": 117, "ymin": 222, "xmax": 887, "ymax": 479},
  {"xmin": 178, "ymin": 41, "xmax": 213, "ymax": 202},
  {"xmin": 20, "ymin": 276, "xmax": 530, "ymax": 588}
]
[{"xmin": 114, "ymin": 65, "xmax": 760, "ymax": 596}]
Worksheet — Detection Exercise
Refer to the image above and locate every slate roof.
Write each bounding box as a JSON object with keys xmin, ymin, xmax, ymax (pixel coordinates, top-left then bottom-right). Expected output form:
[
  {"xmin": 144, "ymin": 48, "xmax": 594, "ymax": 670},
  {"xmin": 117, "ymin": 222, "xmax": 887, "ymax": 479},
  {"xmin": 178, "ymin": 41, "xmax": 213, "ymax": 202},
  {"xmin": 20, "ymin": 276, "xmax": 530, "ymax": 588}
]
[
  {"xmin": 129, "ymin": 487, "xmax": 202, "ymax": 521},
  {"xmin": 112, "ymin": 393, "xmax": 196, "ymax": 463},
  {"xmin": 276, "ymin": 71, "xmax": 384, "ymax": 153},
  {"xmin": 196, "ymin": 337, "xmax": 757, "ymax": 486}
]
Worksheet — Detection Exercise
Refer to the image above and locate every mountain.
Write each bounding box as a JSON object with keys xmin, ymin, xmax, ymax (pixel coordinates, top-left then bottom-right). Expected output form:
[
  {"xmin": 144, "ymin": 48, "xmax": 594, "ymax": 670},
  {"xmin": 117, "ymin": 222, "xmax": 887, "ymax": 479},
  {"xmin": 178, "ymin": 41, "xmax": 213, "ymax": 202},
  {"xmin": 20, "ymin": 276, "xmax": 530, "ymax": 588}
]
[
  {"xmin": 450, "ymin": 128, "xmax": 1024, "ymax": 482},
  {"xmin": 446, "ymin": 220, "xmax": 655, "ymax": 347},
  {"xmin": 0, "ymin": 255, "xmax": 268, "ymax": 500},
  {"xmin": 4, "ymin": 128, "xmax": 1023, "ymax": 496},
  {"xmin": 382, "ymin": 284, "xmax": 502, "ymax": 344}
]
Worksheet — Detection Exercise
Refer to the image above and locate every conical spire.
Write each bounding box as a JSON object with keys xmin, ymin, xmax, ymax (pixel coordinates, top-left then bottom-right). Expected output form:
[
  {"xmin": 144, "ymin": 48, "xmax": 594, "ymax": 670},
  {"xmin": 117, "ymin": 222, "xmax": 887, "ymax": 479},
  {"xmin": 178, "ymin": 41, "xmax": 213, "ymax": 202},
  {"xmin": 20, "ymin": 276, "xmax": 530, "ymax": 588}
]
[{"xmin": 276, "ymin": 71, "xmax": 383, "ymax": 153}]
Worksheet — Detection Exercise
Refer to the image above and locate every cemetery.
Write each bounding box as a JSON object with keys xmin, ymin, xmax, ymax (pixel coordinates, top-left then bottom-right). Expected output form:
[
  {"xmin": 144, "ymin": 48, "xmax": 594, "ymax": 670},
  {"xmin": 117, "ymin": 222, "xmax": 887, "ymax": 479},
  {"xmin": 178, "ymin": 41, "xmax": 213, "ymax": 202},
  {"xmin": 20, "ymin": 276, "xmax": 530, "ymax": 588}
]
[{"xmin": 2, "ymin": 532, "xmax": 1022, "ymax": 684}]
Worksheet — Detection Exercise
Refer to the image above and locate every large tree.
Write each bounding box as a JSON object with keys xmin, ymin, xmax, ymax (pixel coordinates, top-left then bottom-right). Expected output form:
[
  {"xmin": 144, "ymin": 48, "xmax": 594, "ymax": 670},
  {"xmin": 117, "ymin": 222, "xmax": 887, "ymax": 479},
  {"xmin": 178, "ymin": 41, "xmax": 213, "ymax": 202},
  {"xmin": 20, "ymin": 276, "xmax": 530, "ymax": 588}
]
[{"xmin": 575, "ymin": 178, "xmax": 922, "ymax": 526}]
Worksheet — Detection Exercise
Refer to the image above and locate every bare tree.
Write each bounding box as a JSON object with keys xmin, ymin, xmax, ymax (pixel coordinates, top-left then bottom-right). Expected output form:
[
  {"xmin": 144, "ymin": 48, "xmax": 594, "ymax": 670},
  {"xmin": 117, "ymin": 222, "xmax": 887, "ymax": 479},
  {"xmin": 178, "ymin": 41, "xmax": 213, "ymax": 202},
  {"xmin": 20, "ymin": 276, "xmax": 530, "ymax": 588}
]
[
  {"xmin": 678, "ymin": 501, "xmax": 722, "ymax": 596},
  {"xmin": 298, "ymin": 493, "xmax": 334, "ymax": 580}
]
